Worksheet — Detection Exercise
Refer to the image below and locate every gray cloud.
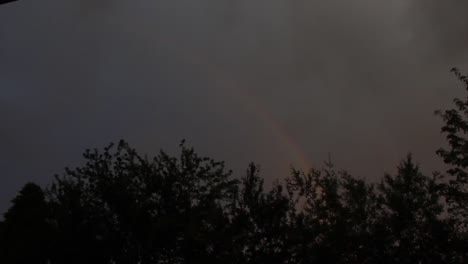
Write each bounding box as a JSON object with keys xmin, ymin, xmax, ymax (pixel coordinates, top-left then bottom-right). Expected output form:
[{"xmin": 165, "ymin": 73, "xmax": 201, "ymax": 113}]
[{"xmin": 1, "ymin": 0, "xmax": 467, "ymax": 213}]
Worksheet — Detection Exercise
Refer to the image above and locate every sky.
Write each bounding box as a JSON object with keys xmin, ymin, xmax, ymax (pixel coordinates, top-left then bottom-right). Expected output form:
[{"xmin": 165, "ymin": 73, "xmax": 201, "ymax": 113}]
[{"xmin": 1, "ymin": 0, "xmax": 467, "ymax": 214}]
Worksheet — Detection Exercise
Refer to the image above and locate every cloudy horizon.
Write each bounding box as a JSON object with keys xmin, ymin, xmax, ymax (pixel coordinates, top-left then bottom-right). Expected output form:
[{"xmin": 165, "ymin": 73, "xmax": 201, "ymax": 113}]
[{"xmin": 1, "ymin": 0, "xmax": 467, "ymax": 214}]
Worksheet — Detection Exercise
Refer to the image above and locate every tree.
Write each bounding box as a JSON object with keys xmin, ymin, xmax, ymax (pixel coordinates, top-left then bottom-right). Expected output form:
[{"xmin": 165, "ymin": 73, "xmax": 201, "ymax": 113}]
[
  {"xmin": 229, "ymin": 163, "xmax": 293, "ymax": 263},
  {"xmin": 436, "ymin": 68, "xmax": 468, "ymax": 261},
  {"xmin": 46, "ymin": 140, "xmax": 238, "ymax": 264},
  {"xmin": 376, "ymin": 155, "xmax": 449, "ymax": 263},
  {"xmin": 0, "ymin": 183, "xmax": 51, "ymax": 264},
  {"xmin": 285, "ymin": 161, "xmax": 378, "ymax": 264}
]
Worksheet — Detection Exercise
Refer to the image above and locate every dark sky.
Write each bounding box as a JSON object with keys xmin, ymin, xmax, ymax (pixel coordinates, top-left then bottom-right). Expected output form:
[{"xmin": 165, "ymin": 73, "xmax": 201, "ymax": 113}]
[{"xmin": 1, "ymin": 0, "xmax": 467, "ymax": 214}]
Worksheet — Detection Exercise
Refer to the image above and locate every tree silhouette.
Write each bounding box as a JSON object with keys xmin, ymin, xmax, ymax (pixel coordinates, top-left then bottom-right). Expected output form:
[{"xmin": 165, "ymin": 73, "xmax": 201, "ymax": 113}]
[
  {"xmin": 46, "ymin": 140, "xmax": 238, "ymax": 264},
  {"xmin": 376, "ymin": 155, "xmax": 449, "ymax": 263},
  {"xmin": 435, "ymin": 68, "xmax": 468, "ymax": 261},
  {"xmin": 229, "ymin": 163, "xmax": 293, "ymax": 263},
  {"xmin": 285, "ymin": 161, "xmax": 380, "ymax": 264},
  {"xmin": 0, "ymin": 183, "xmax": 50, "ymax": 264}
]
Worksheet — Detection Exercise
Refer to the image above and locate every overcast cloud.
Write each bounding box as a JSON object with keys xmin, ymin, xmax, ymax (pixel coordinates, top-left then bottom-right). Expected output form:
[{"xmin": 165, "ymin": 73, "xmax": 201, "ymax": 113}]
[{"xmin": 1, "ymin": 0, "xmax": 467, "ymax": 214}]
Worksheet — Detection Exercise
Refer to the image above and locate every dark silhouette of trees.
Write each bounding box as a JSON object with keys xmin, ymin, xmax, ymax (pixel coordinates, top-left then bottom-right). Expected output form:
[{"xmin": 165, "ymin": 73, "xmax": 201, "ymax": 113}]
[
  {"xmin": 1, "ymin": 69, "xmax": 467, "ymax": 263},
  {"xmin": 46, "ymin": 140, "xmax": 238, "ymax": 263},
  {"xmin": 230, "ymin": 163, "xmax": 293, "ymax": 263},
  {"xmin": 375, "ymin": 155, "xmax": 449, "ymax": 263},
  {"xmin": 285, "ymin": 161, "xmax": 380, "ymax": 264},
  {"xmin": 0, "ymin": 183, "xmax": 51, "ymax": 264},
  {"xmin": 435, "ymin": 68, "xmax": 468, "ymax": 262}
]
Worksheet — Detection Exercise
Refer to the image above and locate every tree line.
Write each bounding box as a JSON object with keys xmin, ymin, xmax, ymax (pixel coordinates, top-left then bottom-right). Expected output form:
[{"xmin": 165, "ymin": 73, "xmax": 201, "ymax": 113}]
[{"xmin": 1, "ymin": 69, "xmax": 467, "ymax": 263}]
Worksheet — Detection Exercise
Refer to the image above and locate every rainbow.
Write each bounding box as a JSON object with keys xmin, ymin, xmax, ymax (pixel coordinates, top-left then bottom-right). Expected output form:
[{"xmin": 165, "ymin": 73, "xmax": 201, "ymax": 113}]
[
  {"xmin": 230, "ymin": 87, "xmax": 311, "ymax": 171},
  {"xmin": 163, "ymin": 44, "xmax": 311, "ymax": 171},
  {"xmin": 206, "ymin": 63, "xmax": 311, "ymax": 171}
]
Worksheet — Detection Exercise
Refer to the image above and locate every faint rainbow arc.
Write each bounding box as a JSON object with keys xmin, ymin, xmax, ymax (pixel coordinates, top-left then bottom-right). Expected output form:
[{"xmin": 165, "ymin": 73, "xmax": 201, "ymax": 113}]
[
  {"xmin": 174, "ymin": 50, "xmax": 311, "ymax": 171},
  {"xmin": 224, "ymin": 85, "xmax": 311, "ymax": 171}
]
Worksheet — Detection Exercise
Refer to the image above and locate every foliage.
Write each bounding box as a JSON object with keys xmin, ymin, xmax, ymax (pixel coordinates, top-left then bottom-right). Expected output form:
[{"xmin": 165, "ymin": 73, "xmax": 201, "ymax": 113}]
[
  {"xmin": 0, "ymin": 183, "xmax": 51, "ymax": 264},
  {"xmin": 435, "ymin": 68, "xmax": 468, "ymax": 261}
]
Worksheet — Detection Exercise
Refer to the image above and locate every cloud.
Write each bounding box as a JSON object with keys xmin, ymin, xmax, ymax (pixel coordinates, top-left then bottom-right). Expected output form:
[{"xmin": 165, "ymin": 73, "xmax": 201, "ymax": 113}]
[{"xmin": 0, "ymin": 0, "xmax": 467, "ymax": 213}]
